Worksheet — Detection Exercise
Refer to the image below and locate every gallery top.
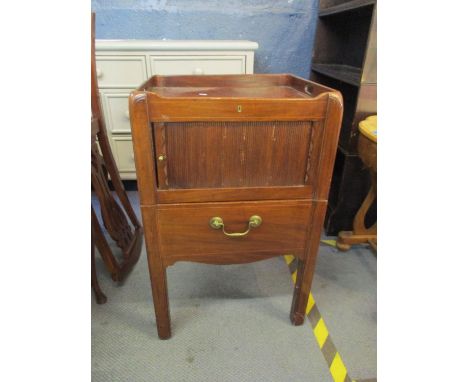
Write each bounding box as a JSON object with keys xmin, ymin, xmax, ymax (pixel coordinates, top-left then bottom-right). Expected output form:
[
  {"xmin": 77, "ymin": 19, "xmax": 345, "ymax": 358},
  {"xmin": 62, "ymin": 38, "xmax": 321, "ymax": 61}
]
[{"xmin": 137, "ymin": 74, "xmax": 338, "ymax": 100}]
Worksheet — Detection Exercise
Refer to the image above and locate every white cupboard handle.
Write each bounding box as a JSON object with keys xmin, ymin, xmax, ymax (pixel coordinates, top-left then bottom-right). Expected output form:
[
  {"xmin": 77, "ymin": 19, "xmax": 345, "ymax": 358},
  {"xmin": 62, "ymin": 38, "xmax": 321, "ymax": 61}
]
[
  {"xmin": 96, "ymin": 68, "xmax": 103, "ymax": 78},
  {"xmin": 192, "ymin": 67, "xmax": 204, "ymax": 75},
  {"xmin": 125, "ymin": 110, "xmax": 130, "ymax": 119}
]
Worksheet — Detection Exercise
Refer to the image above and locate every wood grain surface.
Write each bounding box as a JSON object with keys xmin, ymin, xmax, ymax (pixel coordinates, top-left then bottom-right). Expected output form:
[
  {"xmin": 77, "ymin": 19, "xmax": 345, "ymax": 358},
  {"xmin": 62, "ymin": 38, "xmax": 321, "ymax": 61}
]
[
  {"xmin": 156, "ymin": 200, "xmax": 312, "ymax": 262},
  {"xmin": 164, "ymin": 121, "xmax": 313, "ymax": 188},
  {"xmin": 129, "ymin": 73, "xmax": 343, "ymax": 338}
]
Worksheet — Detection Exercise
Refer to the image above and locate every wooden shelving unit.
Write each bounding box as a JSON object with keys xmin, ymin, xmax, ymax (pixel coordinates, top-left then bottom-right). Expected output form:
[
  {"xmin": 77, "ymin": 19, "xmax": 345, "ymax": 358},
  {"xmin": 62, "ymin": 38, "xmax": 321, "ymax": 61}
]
[
  {"xmin": 311, "ymin": 64, "xmax": 362, "ymax": 86},
  {"xmin": 319, "ymin": 0, "xmax": 375, "ymax": 16},
  {"xmin": 310, "ymin": 0, "xmax": 377, "ymax": 235}
]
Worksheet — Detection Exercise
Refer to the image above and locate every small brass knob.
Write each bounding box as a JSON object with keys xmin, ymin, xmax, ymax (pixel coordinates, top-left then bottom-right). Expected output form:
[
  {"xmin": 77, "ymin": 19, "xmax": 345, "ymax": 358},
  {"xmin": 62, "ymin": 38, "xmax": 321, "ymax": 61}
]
[{"xmin": 158, "ymin": 155, "xmax": 166, "ymax": 161}]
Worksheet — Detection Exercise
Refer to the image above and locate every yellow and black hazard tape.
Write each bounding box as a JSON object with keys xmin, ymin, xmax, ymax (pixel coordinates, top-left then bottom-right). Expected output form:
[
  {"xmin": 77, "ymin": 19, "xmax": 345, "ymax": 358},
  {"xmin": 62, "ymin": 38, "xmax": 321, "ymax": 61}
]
[
  {"xmin": 283, "ymin": 254, "xmax": 376, "ymax": 382},
  {"xmin": 283, "ymin": 254, "xmax": 351, "ymax": 382}
]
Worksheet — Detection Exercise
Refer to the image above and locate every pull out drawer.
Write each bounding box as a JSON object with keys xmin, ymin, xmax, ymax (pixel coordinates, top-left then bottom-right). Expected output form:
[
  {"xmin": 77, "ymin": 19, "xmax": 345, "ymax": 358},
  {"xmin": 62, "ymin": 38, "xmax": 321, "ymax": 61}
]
[
  {"xmin": 100, "ymin": 90, "xmax": 132, "ymax": 133},
  {"xmin": 111, "ymin": 136, "xmax": 136, "ymax": 174},
  {"xmin": 96, "ymin": 55, "xmax": 147, "ymax": 88},
  {"xmin": 156, "ymin": 200, "xmax": 312, "ymax": 263},
  {"xmin": 150, "ymin": 55, "xmax": 246, "ymax": 75}
]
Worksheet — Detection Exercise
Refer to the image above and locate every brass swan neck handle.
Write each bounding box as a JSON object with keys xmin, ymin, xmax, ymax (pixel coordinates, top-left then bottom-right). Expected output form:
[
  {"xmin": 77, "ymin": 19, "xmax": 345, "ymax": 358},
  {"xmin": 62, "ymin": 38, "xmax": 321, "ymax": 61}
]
[{"xmin": 209, "ymin": 215, "xmax": 262, "ymax": 237}]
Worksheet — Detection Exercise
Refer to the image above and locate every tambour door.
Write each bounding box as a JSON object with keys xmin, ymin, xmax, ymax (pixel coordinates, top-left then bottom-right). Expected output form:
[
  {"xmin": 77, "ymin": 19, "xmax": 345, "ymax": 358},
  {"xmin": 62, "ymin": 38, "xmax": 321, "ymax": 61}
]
[{"xmin": 152, "ymin": 120, "xmax": 324, "ymax": 190}]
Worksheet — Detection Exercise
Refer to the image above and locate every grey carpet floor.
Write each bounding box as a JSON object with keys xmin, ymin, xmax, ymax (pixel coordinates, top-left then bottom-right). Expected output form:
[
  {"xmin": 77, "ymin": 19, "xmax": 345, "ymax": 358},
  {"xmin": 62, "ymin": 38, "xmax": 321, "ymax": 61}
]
[{"xmin": 92, "ymin": 192, "xmax": 376, "ymax": 381}]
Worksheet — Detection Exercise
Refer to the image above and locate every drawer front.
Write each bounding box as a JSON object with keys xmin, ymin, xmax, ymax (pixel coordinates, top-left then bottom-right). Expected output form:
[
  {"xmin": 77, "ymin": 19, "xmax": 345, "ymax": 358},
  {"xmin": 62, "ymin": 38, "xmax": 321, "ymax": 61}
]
[
  {"xmin": 150, "ymin": 55, "xmax": 246, "ymax": 75},
  {"xmin": 111, "ymin": 136, "xmax": 136, "ymax": 173},
  {"xmin": 100, "ymin": 91, "xmax": 132, "ymax": 133},
  {"xmin": 96, "ymin": 55, "xmax": 147, "ymax": 87},
  {"xmin": 157, "ymin": 200, "xmax": 312, "ymax": 260}
]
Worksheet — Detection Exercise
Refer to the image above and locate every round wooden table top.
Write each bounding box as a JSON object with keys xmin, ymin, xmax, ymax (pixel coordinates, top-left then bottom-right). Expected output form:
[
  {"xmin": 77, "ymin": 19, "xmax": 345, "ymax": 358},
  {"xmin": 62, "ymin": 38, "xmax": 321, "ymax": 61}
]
[{"xmin": 358, "ymin": 115, "xmax": 377, "ymax": 143}]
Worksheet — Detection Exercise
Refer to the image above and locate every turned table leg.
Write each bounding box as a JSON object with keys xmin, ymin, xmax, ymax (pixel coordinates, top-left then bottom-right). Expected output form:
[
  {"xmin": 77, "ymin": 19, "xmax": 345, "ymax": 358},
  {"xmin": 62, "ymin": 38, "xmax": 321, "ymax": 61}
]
[
  {"xmin": 337, "ymin": 173, "xmax": 377, "ymax": 251},
  {"xmin": 338, "ymin": 116, "xmax": 377, "ymax": 252}
]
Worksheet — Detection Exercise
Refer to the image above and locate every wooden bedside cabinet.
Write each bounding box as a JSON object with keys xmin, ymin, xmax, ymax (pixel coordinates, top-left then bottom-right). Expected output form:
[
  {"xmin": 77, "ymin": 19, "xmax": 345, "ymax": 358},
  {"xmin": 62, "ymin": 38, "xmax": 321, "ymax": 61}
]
[{"xmin": 129, "ymin": 74, "xmax": 343, "ymax": 339}]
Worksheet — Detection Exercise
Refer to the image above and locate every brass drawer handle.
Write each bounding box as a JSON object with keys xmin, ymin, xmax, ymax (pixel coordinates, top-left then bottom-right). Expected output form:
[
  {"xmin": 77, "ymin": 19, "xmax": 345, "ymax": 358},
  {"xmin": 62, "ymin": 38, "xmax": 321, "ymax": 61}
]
[{"xmin": 209, "ymin": 215, "xmax": 262, "ymax": 237}]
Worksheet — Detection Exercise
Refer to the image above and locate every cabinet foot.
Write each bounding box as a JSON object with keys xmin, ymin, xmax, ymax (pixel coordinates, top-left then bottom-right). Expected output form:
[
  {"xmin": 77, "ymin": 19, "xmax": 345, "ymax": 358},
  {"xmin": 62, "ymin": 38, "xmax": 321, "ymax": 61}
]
[
  {"xmin": 290, "ymin": 311, "xmax": 305, "ymax": 326},
  {"xmin": 337, "ymin": 230, "xmax": 377, "ymax": 250}
]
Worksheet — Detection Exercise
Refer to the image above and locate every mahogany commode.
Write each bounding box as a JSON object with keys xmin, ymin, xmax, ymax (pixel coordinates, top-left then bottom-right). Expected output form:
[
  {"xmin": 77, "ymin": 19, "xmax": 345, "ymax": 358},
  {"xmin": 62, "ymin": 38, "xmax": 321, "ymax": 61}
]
[{"xmin": 129, "ymin": 74, "xmax": 343, "ymax": 339}]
